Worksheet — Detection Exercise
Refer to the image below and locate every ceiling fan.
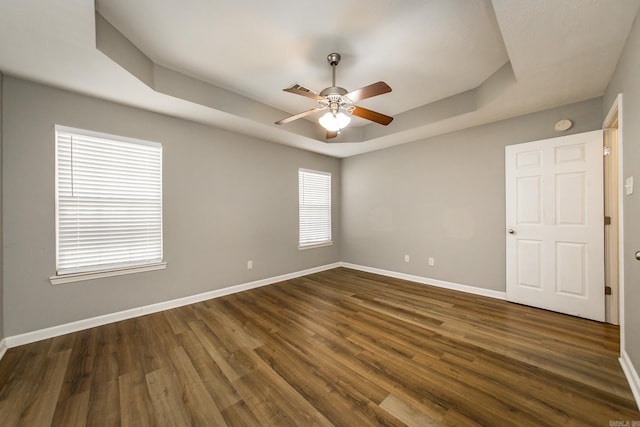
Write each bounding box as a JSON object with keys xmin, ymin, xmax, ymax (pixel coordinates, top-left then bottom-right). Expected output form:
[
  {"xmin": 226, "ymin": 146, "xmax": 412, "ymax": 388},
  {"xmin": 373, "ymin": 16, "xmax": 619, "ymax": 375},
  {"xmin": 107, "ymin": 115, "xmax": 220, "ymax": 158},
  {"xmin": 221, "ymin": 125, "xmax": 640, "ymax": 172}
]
[{"xmin": 275, "ymin": 53, "xmax": 393, "ymax": 140}]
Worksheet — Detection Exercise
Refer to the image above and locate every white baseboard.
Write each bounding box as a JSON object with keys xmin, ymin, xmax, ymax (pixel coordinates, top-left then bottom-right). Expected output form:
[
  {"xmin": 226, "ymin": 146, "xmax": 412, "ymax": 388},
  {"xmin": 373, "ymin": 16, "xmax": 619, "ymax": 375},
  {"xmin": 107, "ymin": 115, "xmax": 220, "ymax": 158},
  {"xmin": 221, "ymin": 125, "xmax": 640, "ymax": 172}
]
[
  {"xmin": 620, "ymin": 350, "xmax": 640, "ymax": 411},
  {"xmin": 4, "ymin": 262, "xmax": 341, "ymax": 349},
  {"xmin": 0, "ymin": 338, "xmax": 7, "ymax": 361},
  {"xmin": 339, "ymin": 262, "xmax": 507, "ymax": 300}
]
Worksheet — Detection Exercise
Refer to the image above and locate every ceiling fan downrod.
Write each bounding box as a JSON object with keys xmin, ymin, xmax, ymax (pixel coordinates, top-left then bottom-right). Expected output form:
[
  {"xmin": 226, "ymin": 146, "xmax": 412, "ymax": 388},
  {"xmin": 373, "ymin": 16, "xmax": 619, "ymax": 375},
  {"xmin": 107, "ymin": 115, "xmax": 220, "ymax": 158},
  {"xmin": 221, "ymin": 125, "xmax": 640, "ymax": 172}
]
[{"xmin": 327, "ymin": 52, "xmax": 340, "ymax": 86}]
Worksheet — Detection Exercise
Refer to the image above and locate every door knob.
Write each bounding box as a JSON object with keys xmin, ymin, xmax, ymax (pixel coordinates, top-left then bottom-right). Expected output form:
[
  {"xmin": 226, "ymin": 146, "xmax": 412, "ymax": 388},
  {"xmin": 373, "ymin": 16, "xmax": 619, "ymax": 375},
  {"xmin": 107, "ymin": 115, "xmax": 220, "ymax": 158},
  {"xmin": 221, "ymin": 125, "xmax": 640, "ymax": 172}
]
[
  {"xmin": 635, "ymin": 251, "xmax": 640, "ymax": 261},
  {"xmin": 508, "ymin": 228, "xmax": 516, "ymax": 234}
]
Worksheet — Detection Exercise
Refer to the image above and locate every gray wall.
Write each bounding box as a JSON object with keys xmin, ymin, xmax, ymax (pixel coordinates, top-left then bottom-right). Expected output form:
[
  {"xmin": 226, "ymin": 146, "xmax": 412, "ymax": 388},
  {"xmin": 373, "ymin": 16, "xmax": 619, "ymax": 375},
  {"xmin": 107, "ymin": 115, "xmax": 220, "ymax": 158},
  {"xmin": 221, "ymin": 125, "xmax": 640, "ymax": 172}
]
[
  {"xmin": 341, "ymin": 98, "xmax": 602, "ymax": 291},
  {"xmin": 604, "ymin": 13, "xmax": 640, "ymax": 376},
  {"xmin": 2, "ymin": 77, "xmax": 341, "ymax": 336}
]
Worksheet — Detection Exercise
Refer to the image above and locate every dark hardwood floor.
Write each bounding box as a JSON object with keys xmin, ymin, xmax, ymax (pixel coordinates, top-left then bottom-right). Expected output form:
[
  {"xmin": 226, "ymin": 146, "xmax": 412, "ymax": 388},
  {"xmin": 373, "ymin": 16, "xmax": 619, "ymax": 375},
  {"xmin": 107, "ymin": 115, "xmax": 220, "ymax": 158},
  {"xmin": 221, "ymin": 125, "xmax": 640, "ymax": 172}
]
[{"xmin": 0, "ymin": 267, "xmax": 638, "ymax": 426}]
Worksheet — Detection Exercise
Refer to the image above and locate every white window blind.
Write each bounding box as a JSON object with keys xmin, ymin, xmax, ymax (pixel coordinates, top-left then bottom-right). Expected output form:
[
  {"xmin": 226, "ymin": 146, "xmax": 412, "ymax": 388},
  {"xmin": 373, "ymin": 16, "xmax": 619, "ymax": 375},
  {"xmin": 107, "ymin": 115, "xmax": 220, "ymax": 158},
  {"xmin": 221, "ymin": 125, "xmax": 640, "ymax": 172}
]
[
  {"xmin": 299, "ymin": 168, "xmax": 332, "ymax": 247},
  {"xmin": 55, "ymin": 127, "xmax": 163, "ymax": 276}
]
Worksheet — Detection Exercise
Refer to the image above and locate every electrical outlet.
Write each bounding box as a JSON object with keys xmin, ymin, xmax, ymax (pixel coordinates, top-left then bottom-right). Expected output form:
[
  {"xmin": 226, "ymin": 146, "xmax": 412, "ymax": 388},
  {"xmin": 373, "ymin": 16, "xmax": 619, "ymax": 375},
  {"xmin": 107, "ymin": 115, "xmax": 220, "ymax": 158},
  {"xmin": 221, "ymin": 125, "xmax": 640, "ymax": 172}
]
[
  {"xmin": 404, "ymin": 255, "xmax": 410, "ymax": 263},
  {"xmin": 247, "ymin": 260, "xmax": 253, "ymax": 269},
  {"xmin": 428, "ymin": 257, "xmax": 435, "ymax": 266}
]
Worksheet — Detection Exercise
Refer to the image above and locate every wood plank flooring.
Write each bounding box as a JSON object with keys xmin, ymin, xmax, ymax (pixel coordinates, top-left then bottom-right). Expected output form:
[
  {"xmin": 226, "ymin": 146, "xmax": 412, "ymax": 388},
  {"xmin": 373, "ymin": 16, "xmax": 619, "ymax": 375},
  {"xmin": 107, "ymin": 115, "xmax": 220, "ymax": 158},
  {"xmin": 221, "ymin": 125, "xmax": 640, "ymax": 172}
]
[{"xmin": 0, "ymin": 267, "xmax": 638, "ymax": 426}]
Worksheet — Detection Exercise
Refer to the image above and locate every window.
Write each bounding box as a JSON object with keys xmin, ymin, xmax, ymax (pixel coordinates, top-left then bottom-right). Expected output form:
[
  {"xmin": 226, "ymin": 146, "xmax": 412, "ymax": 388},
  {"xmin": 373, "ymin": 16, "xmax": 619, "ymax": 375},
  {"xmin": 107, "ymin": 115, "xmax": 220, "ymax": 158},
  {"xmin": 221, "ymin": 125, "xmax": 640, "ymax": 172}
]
[
  {"xmin": 53, "ymin": 126, "xmax": 164, "ymax": 283},
  {"xmin": 298, "ymin": 168, "xmax": 332, "ymax": 248}
]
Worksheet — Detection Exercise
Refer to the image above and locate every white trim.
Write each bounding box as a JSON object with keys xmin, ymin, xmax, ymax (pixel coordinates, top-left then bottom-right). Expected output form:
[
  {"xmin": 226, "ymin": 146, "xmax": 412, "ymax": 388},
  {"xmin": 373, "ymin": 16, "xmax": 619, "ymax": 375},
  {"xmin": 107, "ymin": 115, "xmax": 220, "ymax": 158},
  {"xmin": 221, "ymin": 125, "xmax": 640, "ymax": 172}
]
[
  {"xmin": 617, "ymin": 94, "xmax": 626, "ymax": 350},
  {"xmin": 298, "ymin": 241, "xmax": 334, "ymax": 250},
  {"xmin": 603, "ymin": 94, "xmax": 622, "ymax": 127},
  {"xmin": 6, "ymin": 262, "xmax": 341, "ymax": 348},
  {"xmin": 620, "ymin": 350, "xmax": 640, "ymax": 411},
  {"xmin": 604, "ymin": 94, "xmax": 625, "ymax": 347},
  {"xmin": 339, "ymin": 262, "xmax": 507, "ymax": 300},
  {"xmin": 50, "ymin": 262, "xmax": 167, "ymax": 285},
  {"xmin": 55, "ymin": 124, "xmax": 161, "ymax": 148},
  {"xmin": 0, "ymin": 339, "xmax": 7, "ymax": 361},
  {"xmin": 299, "ymin": 167, "xmax": 331, "ymax": 178}
]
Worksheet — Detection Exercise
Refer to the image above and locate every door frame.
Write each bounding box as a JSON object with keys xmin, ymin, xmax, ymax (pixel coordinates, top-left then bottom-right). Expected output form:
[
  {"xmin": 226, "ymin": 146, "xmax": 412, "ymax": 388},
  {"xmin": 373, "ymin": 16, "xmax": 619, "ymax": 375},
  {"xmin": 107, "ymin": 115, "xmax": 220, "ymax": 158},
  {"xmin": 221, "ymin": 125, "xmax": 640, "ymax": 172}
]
[{"xmin": 603, "ymin": 94, "xmax": 625, "ymax": 331}]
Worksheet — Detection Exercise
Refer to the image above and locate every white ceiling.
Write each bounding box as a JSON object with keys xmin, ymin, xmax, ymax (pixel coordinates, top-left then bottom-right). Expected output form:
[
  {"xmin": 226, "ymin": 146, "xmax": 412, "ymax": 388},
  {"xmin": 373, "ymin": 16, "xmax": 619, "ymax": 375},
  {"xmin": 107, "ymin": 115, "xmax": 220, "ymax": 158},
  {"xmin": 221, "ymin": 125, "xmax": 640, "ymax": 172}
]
[{"xmin": 0, "ymin": 0, "xmax": 638, "ymax": 157}]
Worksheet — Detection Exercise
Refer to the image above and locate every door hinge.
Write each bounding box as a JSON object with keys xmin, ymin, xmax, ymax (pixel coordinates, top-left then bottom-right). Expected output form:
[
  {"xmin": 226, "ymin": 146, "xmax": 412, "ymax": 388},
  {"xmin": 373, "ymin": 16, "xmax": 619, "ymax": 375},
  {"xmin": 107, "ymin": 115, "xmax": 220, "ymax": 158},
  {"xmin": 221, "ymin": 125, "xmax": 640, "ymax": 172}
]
[
  {"xmin": 605, "ymin": 286, "xmax": 612, "ymax": 295},
  {"xmin": 604, "ymin": 146, "xmax": 611, "ymax": 156},
  {"xmin": 604, "ymin": 216, "xmax": 611, "ymax": 225}
]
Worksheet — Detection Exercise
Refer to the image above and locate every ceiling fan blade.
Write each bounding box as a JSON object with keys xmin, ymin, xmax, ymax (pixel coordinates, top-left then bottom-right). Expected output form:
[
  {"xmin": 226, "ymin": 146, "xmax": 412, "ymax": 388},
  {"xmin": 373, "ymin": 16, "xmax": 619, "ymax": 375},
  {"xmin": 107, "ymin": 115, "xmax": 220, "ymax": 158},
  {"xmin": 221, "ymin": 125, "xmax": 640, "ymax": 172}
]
[
  {"xmin": 351, "ymin": 106, "xmax": 394, "ymax": 126},
  {"xmin": 283, "ymin": 84, "xmax": 324, "ymax": 101},
  {"xmin": 345, "ymin": 81, "xmax": 392, "ymax": 103},
  {"xmin": 275, "ymin": 108, "xmax": 319, "ymax": 125},
  {"xmin": 326, "ymin": 130, "xmax": 338, "ymax": 139}
]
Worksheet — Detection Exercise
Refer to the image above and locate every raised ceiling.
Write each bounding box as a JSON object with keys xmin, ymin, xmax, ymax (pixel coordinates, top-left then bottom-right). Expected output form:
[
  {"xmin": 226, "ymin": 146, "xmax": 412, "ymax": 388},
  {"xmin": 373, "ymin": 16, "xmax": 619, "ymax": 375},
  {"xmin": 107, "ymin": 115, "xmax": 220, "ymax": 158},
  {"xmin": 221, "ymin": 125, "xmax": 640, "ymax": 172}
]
[{"xmin": 0, "ymin": 0, "xmax": 638, "ymax": 157}]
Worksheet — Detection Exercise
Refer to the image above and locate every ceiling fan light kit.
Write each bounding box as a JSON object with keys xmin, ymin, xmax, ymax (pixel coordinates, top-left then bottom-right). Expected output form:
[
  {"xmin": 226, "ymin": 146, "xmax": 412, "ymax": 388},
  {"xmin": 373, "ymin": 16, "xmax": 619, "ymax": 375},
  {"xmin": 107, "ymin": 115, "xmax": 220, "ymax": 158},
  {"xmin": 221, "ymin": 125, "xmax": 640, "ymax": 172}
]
[
  {"xmin": 319, "ymin": 111, "xmax": 351, "ymax": 132},
  {"xmin": 275, "ymin": 53, "xmax": 393, "ymax": 141}
]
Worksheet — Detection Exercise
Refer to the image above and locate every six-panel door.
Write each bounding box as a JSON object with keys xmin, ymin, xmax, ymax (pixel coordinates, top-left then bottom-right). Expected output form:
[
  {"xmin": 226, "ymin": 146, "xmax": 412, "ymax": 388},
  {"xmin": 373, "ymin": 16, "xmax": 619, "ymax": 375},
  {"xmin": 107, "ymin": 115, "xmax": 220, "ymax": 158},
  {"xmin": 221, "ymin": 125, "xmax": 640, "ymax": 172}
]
[{"xmin": 505, "ymin": 130, "xmax": 605, "ymax": 321}]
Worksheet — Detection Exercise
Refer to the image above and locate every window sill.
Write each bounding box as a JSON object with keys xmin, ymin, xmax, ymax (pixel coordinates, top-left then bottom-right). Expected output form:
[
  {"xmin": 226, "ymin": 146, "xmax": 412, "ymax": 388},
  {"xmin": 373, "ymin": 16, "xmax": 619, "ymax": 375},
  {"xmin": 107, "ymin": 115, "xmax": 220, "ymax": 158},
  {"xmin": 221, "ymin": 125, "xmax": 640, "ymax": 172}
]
[
  {"xmin": 298, "ymin": 241, "xmax": 334, "ymax": 250},
  {"xmin": 49, "ymin": 262, "xmax": 167, "ymax": 285}
]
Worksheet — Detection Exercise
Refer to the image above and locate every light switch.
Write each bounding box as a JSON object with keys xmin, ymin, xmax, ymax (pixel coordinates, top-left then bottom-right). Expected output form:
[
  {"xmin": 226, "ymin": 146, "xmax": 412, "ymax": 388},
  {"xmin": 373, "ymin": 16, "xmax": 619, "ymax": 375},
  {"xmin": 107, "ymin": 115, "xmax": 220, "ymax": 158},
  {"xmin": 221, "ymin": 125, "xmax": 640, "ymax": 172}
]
[{"xmin": 625, "ymin": 176, "xmax": 634, "ymax": 195}]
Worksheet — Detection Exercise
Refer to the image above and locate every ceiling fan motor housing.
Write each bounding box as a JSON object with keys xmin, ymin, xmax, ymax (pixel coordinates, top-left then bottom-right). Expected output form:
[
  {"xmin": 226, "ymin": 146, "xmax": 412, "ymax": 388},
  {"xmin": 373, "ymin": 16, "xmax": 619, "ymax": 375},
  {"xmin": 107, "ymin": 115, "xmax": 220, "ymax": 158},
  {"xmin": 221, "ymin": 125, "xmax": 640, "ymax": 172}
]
[
  {"xmin": 319, "ymin": 87, "xmax": 348, "ymax": 98},
  {"xmin": 319, "ymin": 87, "xmax": 349, "ymax": 114}
]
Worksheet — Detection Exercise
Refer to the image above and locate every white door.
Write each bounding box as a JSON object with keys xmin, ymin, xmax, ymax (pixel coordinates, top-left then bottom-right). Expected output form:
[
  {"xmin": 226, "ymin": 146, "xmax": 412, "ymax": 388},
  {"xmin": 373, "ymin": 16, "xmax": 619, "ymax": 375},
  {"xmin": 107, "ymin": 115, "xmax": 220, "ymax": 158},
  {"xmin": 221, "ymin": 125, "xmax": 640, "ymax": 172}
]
[{"xmin": 505, "ymin": 130, "xmax": 604, "ymax": 321}]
